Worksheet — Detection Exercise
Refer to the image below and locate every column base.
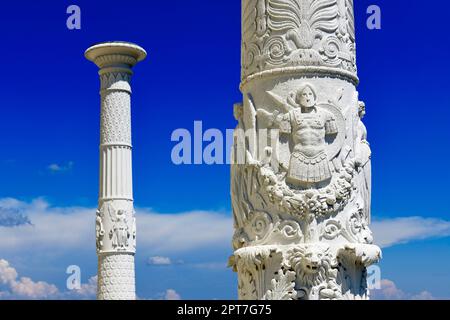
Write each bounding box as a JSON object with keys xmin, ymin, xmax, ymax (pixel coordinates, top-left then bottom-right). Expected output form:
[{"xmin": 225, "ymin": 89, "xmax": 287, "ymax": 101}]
[{"xmin": 230, "ymin": 243, "xmax": 381, "ymax": 300}]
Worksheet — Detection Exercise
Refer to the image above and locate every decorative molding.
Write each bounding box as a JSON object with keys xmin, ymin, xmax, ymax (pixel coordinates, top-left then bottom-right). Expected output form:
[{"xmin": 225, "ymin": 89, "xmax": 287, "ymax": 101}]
[
  {"xmin": 94, "ymin": 54, "xmax": 138, "ymax": 69},
  {"xmin": 100, "ymin": 71, "xmax": 132, "ymax": 93}
]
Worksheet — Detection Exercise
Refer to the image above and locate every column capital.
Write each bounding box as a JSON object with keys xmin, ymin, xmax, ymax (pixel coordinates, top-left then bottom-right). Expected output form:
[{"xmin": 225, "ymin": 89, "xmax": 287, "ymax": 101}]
[
  {"xmin": 86, "ymin": 42, "xmax": 147, "ymax": 93},
  {"xmin": 85, "ymin": 41, "xmax": 147, "ymax": 70}
]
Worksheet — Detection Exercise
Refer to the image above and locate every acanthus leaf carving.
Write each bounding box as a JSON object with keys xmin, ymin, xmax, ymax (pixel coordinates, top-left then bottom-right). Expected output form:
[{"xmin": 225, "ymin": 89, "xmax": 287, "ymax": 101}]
[{"xmin": 262, "ymin": 269, "xmax": 297, "ymax": 300}]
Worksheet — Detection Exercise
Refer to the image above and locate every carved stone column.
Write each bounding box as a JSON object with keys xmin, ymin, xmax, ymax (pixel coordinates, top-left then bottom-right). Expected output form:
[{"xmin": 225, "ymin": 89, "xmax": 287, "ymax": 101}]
[
  {"xmin": 85, "ymin": 42, "xmax": 146, "ymax": 300},
  {"xmin": 230, "ymin": 0, "xmax": 381, "ymax": 300}
]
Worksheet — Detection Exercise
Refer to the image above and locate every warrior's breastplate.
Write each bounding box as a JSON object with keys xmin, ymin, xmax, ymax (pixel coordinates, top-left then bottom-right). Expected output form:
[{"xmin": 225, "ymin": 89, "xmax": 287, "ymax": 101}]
[
  {"xmin": 287, "ymin": 110, "xmax": 331, "ymax": 186},
  {"xmin": 291, "ymin": 110, "xmax": 326, "ymax": 156}
]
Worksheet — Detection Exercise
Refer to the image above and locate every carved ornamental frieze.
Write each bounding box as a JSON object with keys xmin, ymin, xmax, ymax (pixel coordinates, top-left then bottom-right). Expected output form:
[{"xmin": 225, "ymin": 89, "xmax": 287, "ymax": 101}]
[{"xmin": 242, "ymin": 0, "xmax": 357, "ymax": 82}]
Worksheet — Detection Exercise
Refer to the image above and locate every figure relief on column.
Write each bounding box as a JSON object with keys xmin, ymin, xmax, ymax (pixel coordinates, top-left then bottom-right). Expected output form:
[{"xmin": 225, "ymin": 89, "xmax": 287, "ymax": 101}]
[
  {"xmin": 230, "ymin": 0, "xmax": 381, "ymax": 300},
  {"xmin": 96, "ymin": 203, "xmax": 136, "ymax": 254}
]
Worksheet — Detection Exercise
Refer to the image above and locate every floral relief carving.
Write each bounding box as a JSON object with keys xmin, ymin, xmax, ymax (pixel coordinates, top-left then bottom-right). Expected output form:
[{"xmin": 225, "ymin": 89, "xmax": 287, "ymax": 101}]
[{"xmin": 263, "ymin": 268, "xmax": 297, "ymax": 300}]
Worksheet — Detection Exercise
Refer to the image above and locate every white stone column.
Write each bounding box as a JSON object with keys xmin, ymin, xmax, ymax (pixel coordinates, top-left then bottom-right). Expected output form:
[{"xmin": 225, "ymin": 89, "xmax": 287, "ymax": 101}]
[
  {"xmin": 85, "ymin": 42, "xmax": 146, "ymax": 300},
  {"xmin": 230, "ymin": 0, "xmax": 381, "ymax": 300}
]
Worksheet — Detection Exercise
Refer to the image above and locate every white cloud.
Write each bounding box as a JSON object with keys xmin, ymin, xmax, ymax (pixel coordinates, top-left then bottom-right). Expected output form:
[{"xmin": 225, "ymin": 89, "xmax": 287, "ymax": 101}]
[
  {"xmin": 410, "ymin": 291, "xmax": 435, "ymax": 300},
  {"xmin": 0, "ymin": 259, "xmax": 59, "ymax": 299},
  {"xmin": 146, "ymin": 258, "xmax": 226, "ymax": 270},
  {"xmin": 148, "ymin": 256, "xmax": 172, "ymax": 266},
  {"xmin": 164, "ymin": 289, "xmax": 181, "ymax": 300},
  {"xmin": 10, "ymin": 276, "xmax": 59, "ymax": 299},
  {"xmin": 2, "ymin": 198, "xmax": 450, "ymax": 255},
  {"xmin": 65, "ymin": 276, "xmax": 97, "ymax": 300},
  {"xmin": 0, "ymin": 259, "xmax": 96, "ymax": 300},
  {"xmin": 372, "ymin": 217, "xmax": 450, "ymax": 248},
  {"xmin": 2, "ymin": 198, "xmax": 450, "ymax": 300},
  {"xmin": 47, "ymin": 162, "xmax": 74, "ymax": 173},
  {"xmin": 137, "ymin": 209, "xmax": 232, "ymax": 254},
  {"xmin": 0, "ymin": 199, "xmax": 93, "ymax": 254},
  {"xmin": 371, "ymin": 279, "xmax": 436, "ymax": 300},
  {"xmin": 0, "ymin": 198, "xmax": 232, "ymax": 255},
  {"xmin": 0, "ymin": 259, "xmax": 18, "ymax": 284}
]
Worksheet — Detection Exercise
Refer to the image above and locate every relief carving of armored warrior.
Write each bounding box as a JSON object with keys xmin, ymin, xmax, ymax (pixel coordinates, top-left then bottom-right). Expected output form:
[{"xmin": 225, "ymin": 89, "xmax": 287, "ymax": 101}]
[{"xmin": 263, "ymin": 85, "xmax": 338, "ymax": 188}]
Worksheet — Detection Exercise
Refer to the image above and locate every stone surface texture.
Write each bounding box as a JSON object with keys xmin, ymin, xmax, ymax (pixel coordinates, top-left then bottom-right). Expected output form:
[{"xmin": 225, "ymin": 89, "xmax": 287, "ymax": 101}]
[{"xmin": 230, "ymin": 0, "xmax": 381, "ymax": 300}]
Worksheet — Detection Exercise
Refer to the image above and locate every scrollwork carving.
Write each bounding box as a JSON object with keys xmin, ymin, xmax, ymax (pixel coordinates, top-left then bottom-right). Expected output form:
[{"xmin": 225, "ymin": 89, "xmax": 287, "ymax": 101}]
[
  {"xmin": 321, "ymin": 219, "xmax": 342, "ymax": 240},
  {"xmin": 241, "ymin": 0, "xmax": 357, "ymax": 80},
  {"xmin": 249, "ymin": 211, "xmax": 273, "ymax": 240},
  {"xmin": 264, "ymin": 36, "xmax": 290, "ymax": 66}
]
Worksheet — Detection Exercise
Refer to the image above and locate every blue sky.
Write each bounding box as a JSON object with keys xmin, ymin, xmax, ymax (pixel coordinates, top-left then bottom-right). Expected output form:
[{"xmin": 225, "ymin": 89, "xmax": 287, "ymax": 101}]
[{"xmin": 1, "ymin": 0, "xmax": 450, "ymax": 299}]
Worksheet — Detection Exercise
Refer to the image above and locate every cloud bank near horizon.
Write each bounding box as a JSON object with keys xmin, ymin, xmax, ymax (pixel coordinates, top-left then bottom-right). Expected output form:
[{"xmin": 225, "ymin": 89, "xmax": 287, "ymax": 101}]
[
  {"xmin": 1, "ymin": 197, "xmax": 450, "ymax": 300},
  {"xmin": 371, "ymin": 216, "xmax": 450, "ymax": 248},
  {"xmin": 1, "ymin": 198, "xmax": 449, "ymax": 255},
  {"xmin": 0, "ymin": 197, "xmax": 232, "ymax": 256}
]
